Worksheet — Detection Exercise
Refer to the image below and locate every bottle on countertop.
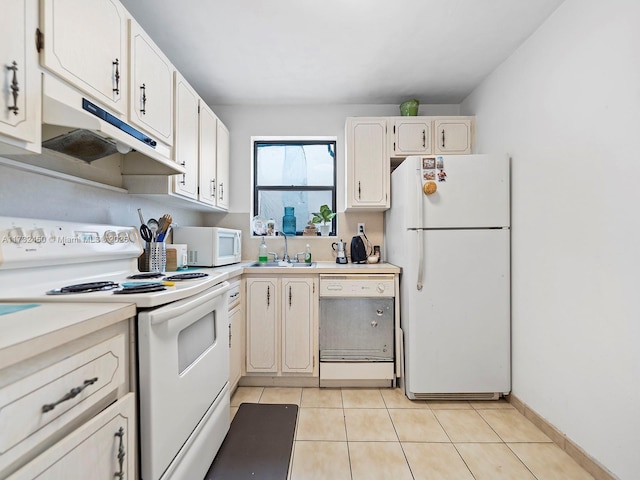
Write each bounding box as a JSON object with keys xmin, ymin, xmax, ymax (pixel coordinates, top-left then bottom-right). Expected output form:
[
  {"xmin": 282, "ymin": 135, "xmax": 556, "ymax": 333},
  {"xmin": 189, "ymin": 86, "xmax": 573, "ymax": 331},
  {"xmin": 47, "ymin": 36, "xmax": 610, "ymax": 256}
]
[
  {"xmin": 304, "ymin": 244, "xmax": 312, "ymax": 263},
  {"xmin": 258, "ymin": 237, "xmax": 268, "ymax": 263}
]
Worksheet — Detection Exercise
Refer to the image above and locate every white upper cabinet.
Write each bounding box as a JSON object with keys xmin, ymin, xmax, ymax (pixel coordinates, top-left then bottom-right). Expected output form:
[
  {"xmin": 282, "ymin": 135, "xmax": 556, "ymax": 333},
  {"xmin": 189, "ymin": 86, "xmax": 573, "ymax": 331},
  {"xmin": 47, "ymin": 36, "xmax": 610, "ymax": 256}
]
[
  {"xmin": 0, "ymin": 0, "xmax": 40, "ymax": 152},
  {"xmin": 198, "ymin": 102, "xmax": 217, "ymax": 206},
  {"xmin": 391, "ymin": 117, "xmax": 432, "ymax": 155},
  {"xmin": 40, "ymin": 0, "xmax": 128, "ymax": 114},
  {"xmin": 345, "ymin": 117, "xmax": 389, "ymax": 210},
  {"xmin": 216, "ymin": 119, "xmax": 230, "ymax": 210},
  {"xmin": 173, "ymin": 71, "xmax": 199, "ymax": 200},
  {"xmin": 433, "ymin": 117, "xmax": 473, "ymax": 154},
  {"xmin": 128, "ymin": 19, "xmax": 174, "ymax": 145}
]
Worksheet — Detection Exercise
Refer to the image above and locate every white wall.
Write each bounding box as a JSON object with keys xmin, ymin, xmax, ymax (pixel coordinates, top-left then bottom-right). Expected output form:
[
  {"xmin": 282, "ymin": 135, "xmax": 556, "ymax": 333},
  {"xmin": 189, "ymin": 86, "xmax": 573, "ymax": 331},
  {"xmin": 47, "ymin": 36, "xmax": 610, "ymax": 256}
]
[
  {"xmin": 0, "ymin": 163, "xmax": 203, "ymax": 227},
  {"xmin": 461, "ymin": 1, "xmax": 640, "ymax": 478}
]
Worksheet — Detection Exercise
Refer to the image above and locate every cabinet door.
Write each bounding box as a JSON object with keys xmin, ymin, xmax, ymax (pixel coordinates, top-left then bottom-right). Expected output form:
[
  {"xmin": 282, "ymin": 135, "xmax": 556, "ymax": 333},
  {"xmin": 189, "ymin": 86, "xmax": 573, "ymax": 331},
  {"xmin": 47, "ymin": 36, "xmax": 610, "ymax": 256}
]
[
  {"xmin": 129, "ymin": 19, "xmax": 173, "ymax": 145},
  {"xmin": 216, "ymin": 119, "xmax": 230, "ymax": 210},
  {"xmin": 173, "ymin": 72, "xmax": 199, "ymax": 199},
  {"xmin": 198, "ymin": 102, "xmax": 217, "ymax": 206},
  {"xmin": 6, "ymin": 393, "xmax": 136, "ymax": 480},
  {"xmin": 392, "ymin": 118, "xmax": 432, "ymax": 155},
  {"xmin": 0, "ymin": 0, "xmax": 40, "ymax": 149},
  {"xmin": 246, "ymin": 278, "xmax": 278, "ymax": 373},
  {"xmin": 41, "ymin": 0, "xmax": 127, "ymax": 114},
  {"xmin": 281, "ymin": 277, "xmax": 314, "ymax": 373},
  {"xmin": 229, "ymin": 304, "xmax": 243, "ymax": 391},
  {"xmin": 345, "ymin": 117, "xmax": 389, "ymax": 210},
  {"xmin": 434, "ymin": 118, "xmax": 473, "ymax": 154}
]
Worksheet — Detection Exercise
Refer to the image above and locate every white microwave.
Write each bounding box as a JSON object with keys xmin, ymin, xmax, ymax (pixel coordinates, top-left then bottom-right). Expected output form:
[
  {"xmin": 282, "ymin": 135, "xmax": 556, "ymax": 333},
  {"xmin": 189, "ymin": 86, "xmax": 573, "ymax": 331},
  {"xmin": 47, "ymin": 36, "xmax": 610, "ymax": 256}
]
[{"xmin": 173, "ymin": 227, "xmax": 242, "ymax": 267}]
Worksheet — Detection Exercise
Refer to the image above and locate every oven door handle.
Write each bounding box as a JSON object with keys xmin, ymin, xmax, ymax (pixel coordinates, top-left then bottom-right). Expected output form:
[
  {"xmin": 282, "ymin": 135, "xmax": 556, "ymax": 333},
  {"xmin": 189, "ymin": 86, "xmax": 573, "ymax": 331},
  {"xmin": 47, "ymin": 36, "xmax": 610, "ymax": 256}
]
[{"xmin": 148, "ymin": 281, "xmax": 230, "ymax": 326}]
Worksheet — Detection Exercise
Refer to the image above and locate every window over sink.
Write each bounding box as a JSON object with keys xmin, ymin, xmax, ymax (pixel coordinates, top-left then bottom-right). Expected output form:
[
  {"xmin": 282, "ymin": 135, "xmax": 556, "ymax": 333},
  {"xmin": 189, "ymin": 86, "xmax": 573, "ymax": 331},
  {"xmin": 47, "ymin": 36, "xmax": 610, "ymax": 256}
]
[{"xmin": 252, "ymin": 137, "xmax": 337, "ymax": 236}]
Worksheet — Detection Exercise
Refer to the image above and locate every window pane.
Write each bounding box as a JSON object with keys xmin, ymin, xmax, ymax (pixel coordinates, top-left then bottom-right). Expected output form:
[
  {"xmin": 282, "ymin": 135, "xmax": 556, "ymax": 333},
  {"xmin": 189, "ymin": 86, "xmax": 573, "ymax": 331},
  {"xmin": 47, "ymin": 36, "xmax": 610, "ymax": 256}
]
[
  {"xmin": 257, "ymin": 190, "xmax": 334, "ymax": 234},
  {"xmin": 256, "ymin": 143, "xmax": 334, "ymax": 186}
]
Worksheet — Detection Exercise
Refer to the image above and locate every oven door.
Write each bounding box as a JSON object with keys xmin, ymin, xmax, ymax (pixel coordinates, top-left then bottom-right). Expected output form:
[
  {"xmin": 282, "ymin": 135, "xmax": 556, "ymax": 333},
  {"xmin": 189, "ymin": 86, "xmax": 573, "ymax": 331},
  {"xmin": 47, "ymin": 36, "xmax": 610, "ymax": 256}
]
[{"xmin": 137, "ymin": 281, "xmax": 230, "ymax": 480}]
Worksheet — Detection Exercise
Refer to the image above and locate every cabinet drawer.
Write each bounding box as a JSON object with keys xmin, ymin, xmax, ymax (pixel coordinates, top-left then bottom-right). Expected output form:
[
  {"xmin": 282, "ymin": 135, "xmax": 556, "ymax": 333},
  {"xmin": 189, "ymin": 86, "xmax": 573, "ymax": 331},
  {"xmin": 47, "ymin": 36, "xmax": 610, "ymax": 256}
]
[
  {"xmin": 0, "ymin": 334, "xmax": 126, "ymax": 474},
  {"xmin": 6, "ymin": 393, "xmax": 135, "ymax": 480}
]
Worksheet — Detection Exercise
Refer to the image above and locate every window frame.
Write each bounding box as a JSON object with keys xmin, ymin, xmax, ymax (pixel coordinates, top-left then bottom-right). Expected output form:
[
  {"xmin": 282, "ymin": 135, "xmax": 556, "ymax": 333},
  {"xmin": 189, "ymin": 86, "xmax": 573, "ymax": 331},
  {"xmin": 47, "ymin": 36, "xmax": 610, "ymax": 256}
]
[{"xmin": 252, "ymin": 137, "xmax": 337, "ymax": 236}]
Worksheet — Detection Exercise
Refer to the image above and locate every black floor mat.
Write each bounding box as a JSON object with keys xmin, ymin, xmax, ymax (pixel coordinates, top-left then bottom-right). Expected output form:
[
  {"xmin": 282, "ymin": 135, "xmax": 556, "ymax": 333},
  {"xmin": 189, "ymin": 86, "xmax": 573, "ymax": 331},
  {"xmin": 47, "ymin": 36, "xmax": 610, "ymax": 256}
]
[{"xmin": 205, "ymin": 403, "xmax": 298, "ymax": 480}]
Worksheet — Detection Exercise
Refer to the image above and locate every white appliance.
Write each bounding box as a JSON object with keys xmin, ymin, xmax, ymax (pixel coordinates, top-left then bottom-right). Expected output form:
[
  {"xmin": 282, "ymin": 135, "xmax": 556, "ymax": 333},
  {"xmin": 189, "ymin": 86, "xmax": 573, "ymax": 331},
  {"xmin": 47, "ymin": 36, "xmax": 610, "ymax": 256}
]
[
  {"xmin": 0, "ymin": 217, "xmax": 231, "ymax": 480},
  {"xmin": 174, "ymin": 226, "xmax": 242, "ymax": 267},
  {"xmin": 385, "ymin": 155, "xmax": 511, "ymax": 400},
  {"xmin": 319, "ymin": 275, "xmax": 396, "ymax": 387}
]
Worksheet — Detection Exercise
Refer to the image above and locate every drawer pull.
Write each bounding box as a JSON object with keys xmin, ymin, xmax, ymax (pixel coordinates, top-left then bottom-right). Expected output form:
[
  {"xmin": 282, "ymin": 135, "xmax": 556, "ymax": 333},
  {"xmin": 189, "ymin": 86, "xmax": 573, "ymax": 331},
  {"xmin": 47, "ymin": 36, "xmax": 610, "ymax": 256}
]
[
  {"xmin": 114, "ymin": 427, "xmax": 125, "ymax": 479},
  {"xmin": 41, "ymin": 377, "xmax": 98, "ymax": 413}
]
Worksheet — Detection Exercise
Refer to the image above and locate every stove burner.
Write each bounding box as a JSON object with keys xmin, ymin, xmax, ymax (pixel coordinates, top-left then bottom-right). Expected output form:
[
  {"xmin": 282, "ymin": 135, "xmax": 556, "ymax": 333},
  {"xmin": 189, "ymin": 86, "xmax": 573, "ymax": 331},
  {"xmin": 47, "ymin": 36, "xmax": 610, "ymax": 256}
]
[
  {"xmin": 165, "ymin": 273, "xmax": 208, "ymax": 281},
  {"xmin": 47, "ymin": 281, "xmax": 119, "ymax": 295},
  {"xmin": 127, "ymin": 272, "xmax": 165, "ymax": 279},
  {"xmin": 113, "ymin": 285, "xmax": 167, "ymax": 294}
]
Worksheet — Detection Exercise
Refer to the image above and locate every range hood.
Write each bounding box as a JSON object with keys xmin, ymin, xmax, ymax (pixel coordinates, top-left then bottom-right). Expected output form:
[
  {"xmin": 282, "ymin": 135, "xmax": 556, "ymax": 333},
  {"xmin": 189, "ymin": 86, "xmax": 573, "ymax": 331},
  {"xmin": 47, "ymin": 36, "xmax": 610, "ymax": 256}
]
[{"xmin": 41, "ymin": 75, "xmax": 185, "ymax": 175}]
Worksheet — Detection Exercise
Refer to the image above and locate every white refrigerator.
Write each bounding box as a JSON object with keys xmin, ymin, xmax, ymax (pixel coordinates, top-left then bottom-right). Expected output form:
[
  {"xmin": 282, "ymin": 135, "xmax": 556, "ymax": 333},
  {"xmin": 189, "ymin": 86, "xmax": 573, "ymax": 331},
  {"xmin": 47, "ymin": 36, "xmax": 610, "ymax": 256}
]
[{"xmin": 385, "ymin": 154, "xmax": 510, "ymax": 400}]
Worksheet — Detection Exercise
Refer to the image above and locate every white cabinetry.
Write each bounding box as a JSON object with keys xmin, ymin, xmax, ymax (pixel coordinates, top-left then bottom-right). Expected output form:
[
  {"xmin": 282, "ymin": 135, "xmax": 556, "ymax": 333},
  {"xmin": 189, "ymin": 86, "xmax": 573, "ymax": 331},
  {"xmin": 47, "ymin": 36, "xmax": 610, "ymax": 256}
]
[
  {"xmin": 0, "ymin": 304, "xmax": 135, "ymax": 479},
  {"xmin": 345, "ymin": 117, "xmax": 389, "ymax": 211},
  {"xmin": 40, "ymin": 0, "xmax": 128, "ymax": 115},
  {"xmin": 215, "ymin": 120, "xmax": 230, "ymax": 210},
  {"xmin": 129, "ymin": 18, "xmax": 174, "ymax": 146},
  {"xmin": 228, "ymin": 280, "xmax": 243, "ymax": 392},
  {"xmin": 246, "ymin": 276, "xmax": 316, "ymax": 376},
  {"xmin": 433, "ymin": 117, "xmax": 473, "ymax": 154},
  {"xmin": 173, "ymin": 71, "xmax": 200, "ymax": 200},
  {"xmin": 0, "ymin": 0, "xmax": 40, "ymax": 154},
  {"xmin": 125, "ymin": 73, "xmax": 230, "ymax": 211},
  {"xmin": 391, "ymin": 117, "xmax": 432, "ymax": 155}
]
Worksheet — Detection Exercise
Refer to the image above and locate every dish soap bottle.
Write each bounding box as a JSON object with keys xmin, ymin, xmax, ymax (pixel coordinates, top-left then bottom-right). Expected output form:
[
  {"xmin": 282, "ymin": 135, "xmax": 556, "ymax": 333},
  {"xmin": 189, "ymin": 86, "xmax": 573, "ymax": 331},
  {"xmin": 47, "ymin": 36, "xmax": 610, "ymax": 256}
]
[
  {"xmin": 258, "ymin": 237, "xmax": 268, "ymax": 263},
  {"xmin": 304, "ymin": 244, "xmax": 312, "ymax": 264}
]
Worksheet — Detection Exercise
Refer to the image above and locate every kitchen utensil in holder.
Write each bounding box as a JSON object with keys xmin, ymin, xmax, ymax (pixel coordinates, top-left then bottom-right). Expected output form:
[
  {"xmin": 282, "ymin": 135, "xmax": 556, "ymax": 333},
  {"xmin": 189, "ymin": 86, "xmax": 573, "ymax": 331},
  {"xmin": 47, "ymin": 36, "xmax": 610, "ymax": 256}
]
[{"xmin": 145, "ymin": 242, "xmax": 166, "ymax": 272}]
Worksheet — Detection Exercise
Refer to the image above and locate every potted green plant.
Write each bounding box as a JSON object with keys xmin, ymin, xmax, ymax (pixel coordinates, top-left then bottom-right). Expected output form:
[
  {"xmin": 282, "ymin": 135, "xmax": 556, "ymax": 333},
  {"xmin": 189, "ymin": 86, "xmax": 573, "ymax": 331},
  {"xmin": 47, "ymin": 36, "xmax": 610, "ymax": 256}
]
[{"xmin": 311, "ymin": 204, "xmax": 336, "ymax": 236}]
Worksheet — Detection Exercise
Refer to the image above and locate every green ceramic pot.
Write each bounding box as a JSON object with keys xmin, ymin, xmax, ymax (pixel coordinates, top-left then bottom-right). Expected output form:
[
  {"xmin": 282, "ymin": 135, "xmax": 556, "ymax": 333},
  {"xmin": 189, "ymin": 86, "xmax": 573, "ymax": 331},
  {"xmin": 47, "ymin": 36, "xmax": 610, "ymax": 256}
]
[{"xmin": 400, "ymin": 99, "xmax": 419, "ymax": 116}]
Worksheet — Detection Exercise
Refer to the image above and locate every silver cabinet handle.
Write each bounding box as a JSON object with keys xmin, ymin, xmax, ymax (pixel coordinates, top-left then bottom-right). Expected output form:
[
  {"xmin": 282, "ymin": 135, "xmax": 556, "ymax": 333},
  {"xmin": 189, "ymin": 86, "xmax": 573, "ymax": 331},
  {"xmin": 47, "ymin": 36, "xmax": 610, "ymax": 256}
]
[
  {"xmin": 266, "ymin": 285, "xmax": 270, "ymax": 307},
  {"xmin": 114, "ymin": 427, "xmax": 125, "ymax": 479},
  {"xmin": 441, "ymin": 128, "xmax": 445, "ymax": 148},
  {"xmin": 358, "ymin": 181, "xmax": 361, "ymax": 199},
  {"xmin": 113, "ymin": 59, "xmax": 120, "ymax": 94},
  {"xmin": 42, "ymin": 377, "xmax": 98, "ymax": 413},
  {"xmin": 140, "ymin": 83, "xmax": 147, "ymax": 115},
  {"xmin": 289, "ymin": 285, "xmax": 292, "ymax": 307},
  {"xmin": 211, "ymin": 178, "xmax": 216, "ymax": 197},
  {"xmin": 422, "ymin": 129, "xmax": 426, "ymax": 148},
  {"xmin": 219, "ymin": 182, "xmax": 224, "ymax": 201},
  {"xmin": 6, "ymin": 61, "xmax": 19, "ymax": 115}
]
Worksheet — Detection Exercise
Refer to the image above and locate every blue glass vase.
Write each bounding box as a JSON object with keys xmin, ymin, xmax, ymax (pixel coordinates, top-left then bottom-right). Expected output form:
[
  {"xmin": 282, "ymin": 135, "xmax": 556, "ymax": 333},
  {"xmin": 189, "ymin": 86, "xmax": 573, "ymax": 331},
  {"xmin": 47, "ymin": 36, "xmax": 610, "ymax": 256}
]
[{"xmin": 282, "ymin": 207, "xmax": 296, "ymax": 235}]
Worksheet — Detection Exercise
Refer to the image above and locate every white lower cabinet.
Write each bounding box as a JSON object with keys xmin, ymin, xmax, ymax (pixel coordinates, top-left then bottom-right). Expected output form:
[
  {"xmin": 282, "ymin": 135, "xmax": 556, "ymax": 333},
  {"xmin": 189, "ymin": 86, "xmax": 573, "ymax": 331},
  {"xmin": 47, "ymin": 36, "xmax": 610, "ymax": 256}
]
[
  {"xmin": 7, "ymin": 393, "xmax": 136, "ymax": 480},
  {"xmin": 246, "ymin": 276, "xmax": 316, "ymax": 376},
  {"xmin": 0, "ymin": 307, "xmax": 135, "ymax": 480},
  {"xmin": 229, "ymin": 288, "xmax": 244, "ymax": 392}
]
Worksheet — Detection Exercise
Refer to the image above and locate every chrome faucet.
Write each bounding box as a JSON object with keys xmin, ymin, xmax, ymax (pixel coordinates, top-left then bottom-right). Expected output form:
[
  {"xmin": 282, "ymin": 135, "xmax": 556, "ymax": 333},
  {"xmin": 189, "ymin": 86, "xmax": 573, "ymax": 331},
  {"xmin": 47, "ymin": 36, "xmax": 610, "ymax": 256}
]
[{"xmin": 281, "ymin": 233, "xmax": 290, "ymax": 263}]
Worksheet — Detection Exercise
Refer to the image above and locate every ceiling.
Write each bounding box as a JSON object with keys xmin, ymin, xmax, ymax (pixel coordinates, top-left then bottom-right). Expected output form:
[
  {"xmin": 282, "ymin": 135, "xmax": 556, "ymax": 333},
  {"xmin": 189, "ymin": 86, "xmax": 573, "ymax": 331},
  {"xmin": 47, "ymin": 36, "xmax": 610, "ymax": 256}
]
[{"xmin": 119, "ymin": 0, "xmax": 565, "ymax": 106}]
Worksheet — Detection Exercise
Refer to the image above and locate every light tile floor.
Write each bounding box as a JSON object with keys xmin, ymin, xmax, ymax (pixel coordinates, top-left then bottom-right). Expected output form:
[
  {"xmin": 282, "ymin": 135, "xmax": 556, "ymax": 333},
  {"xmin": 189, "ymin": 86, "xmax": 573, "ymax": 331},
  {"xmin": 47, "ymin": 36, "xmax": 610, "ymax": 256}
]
[{"xmin": 230, "ymin": 386, "xmax": 595, "ymax": 480}]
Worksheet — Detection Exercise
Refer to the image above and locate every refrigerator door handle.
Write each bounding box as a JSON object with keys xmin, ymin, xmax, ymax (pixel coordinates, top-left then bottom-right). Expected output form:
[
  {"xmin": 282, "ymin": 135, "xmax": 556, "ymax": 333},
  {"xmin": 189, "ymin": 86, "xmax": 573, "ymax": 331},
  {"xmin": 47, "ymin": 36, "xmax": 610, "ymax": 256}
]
[
  {"xmin": 416, "ymin": 162, "xmax": 424, "ymax": 291},
  {"xmin": 417, "ymin": 229, "xmax": 424, "ymax": 291}
]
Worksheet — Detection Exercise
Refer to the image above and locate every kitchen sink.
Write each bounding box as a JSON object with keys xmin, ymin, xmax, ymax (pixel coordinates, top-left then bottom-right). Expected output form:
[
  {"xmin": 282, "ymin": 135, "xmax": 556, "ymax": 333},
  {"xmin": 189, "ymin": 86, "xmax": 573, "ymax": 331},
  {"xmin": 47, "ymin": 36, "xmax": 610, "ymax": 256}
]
[{"xmin": 247, "ymin": 261, "xmax": 316, "ymax": 268}]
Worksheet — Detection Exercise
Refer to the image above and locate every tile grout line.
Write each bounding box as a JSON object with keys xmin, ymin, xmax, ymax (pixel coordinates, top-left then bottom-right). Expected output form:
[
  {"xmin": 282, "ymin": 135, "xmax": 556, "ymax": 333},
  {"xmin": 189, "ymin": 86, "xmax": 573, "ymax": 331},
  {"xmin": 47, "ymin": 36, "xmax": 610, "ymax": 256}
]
[
  {"xmin": 430, "ymin": 407, "xmax": 477, "ymax": 479},
  {"xmin": 381, "ymin": 388, "xmax": 418, "ymax": 479}
]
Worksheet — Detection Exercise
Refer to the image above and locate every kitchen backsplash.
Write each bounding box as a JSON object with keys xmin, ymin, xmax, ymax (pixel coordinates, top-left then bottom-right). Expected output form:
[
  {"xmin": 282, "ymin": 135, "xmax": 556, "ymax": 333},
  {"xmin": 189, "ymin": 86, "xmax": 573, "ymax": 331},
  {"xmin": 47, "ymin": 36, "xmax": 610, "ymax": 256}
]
[{"xmin": 205, "ymin": 212, "xmax": 384, "ymax": 263}]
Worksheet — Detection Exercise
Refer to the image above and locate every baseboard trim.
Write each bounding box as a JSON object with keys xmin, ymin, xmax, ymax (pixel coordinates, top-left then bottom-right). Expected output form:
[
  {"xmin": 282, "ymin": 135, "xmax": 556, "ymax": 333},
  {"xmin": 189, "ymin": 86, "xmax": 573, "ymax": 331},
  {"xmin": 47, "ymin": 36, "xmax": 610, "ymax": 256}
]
[{"xmin": 507, "ymin": 394, "xmax": 617, "ymax": 480}]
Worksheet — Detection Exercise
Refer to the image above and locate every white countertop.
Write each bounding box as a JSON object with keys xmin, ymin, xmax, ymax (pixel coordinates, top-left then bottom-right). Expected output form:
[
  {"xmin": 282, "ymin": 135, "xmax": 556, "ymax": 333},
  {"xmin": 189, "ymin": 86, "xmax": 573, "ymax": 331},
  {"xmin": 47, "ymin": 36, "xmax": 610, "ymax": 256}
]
[
  {"xmin": 0, "ymin": 302, "xmax": 135, "ymax": 369},
  {"xmin": 211, "ymin": 261, "xmax": 400, "ymax": 277}
]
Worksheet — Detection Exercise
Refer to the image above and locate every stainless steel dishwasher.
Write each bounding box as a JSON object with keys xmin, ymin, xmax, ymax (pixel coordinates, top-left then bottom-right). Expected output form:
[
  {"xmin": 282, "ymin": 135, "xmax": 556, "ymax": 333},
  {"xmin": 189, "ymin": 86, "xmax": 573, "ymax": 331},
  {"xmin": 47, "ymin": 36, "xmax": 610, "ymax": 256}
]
[{"xmin": 319, "ymin": 274, "xmax": 395, "ymax": 387}]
